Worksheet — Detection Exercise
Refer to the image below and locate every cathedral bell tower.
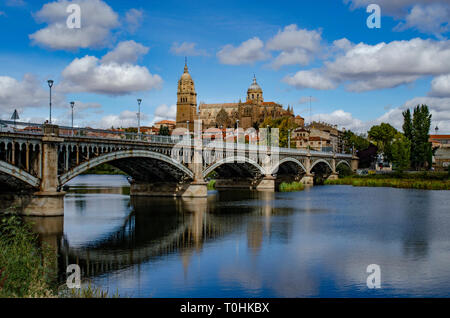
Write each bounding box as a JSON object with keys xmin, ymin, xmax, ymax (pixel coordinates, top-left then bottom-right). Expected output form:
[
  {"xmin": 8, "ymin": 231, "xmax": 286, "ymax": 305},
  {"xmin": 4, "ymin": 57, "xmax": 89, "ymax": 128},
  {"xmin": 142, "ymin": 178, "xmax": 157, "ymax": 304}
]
[{"xmin": 176, "ymin": 59, "xmax": 198, "ymax": 131}]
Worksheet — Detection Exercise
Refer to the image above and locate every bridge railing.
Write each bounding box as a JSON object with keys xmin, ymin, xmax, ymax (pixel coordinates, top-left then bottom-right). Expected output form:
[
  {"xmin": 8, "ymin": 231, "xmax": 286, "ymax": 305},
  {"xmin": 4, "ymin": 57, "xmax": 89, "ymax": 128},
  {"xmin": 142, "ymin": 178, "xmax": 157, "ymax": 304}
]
[{"xmin": 0, "ymin": 120, "xmax": 353, "ymax": 157}]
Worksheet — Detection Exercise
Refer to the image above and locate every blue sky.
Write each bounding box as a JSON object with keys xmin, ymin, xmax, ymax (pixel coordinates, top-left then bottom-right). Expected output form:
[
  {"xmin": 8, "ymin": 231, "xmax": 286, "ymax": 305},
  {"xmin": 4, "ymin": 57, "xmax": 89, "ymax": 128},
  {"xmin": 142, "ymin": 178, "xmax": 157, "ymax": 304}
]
[{"xmin": 0, "ymin": 0, "xmax": 449, "ymax": 132}]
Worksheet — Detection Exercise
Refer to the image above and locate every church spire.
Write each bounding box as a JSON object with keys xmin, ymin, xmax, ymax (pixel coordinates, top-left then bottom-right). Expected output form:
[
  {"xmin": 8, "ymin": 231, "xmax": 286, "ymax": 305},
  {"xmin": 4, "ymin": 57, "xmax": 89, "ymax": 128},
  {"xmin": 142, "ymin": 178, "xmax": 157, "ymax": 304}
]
[{"xmin": 184, "ymin": 56, "xmax": 188, "ymax": 73}]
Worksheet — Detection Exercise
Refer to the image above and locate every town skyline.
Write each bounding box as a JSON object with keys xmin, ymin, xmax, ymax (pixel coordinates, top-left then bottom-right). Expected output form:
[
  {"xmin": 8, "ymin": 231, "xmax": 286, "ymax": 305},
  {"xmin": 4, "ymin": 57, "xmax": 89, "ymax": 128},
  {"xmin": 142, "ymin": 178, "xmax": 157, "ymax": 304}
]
[{"xmin": 0, "ymin": 0, "xmax": 449, "ymax": 134}]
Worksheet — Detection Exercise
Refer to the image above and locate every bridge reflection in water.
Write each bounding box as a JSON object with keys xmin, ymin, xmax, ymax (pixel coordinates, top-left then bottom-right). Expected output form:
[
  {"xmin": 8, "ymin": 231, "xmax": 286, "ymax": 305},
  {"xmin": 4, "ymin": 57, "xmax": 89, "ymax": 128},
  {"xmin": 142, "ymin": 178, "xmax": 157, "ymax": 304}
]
[{"xmin": 25, "ymin": 180, "xmax": 294, "ymax": 283}]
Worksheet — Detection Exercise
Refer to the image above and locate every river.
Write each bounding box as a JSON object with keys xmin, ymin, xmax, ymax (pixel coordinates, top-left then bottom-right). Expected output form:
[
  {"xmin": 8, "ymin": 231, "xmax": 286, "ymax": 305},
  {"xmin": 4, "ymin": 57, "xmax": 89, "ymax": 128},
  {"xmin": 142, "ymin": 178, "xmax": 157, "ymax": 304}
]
[{"xmin": 44, "ymin": 175, "xmax": 450, "ymax": 297}]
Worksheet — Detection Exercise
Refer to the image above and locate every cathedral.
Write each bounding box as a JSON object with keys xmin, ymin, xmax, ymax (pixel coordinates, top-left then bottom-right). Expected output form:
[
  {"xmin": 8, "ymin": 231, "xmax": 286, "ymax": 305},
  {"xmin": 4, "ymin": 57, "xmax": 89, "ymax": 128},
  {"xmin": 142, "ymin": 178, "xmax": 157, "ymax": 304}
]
[{"xmin": 176, "ymin": 62, "xmax": 304, "ymax": 131}]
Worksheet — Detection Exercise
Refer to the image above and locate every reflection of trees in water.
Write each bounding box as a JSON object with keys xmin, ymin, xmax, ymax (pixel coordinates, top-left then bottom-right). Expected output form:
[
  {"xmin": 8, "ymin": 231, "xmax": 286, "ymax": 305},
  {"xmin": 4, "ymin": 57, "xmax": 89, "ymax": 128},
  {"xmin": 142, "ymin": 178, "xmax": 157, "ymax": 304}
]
[
  {"xmin": 57, "ymin": 191, "xmax": 295, "ymax": 280},
  {"xmin": 402, "ymin": 192, "xmax": 430, "ymax": 259}
]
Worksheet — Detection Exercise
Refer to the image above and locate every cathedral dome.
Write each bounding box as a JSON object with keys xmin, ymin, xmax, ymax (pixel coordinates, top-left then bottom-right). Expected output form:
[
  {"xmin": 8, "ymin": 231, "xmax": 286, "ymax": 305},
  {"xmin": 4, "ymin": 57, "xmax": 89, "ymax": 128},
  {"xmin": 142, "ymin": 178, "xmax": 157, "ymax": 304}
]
[{"xmin": 247, "ymin": 75, "xmax": 262, "ymax": 92}]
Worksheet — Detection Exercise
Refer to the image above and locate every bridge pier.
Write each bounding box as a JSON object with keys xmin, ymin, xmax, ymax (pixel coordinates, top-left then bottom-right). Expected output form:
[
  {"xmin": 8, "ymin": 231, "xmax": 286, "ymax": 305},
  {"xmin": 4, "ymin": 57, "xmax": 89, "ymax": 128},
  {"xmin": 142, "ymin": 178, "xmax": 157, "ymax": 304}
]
[
  {"xmin": 23, "ymin": 124, "xmax": 65, "ymax": 217},
  {"xmin": 256, "ymin": 175, "xmax": 276, "ymax": 192},
  {"xmin": 327, "ymin": 173, "xmax": 339, "ymax": 181}
]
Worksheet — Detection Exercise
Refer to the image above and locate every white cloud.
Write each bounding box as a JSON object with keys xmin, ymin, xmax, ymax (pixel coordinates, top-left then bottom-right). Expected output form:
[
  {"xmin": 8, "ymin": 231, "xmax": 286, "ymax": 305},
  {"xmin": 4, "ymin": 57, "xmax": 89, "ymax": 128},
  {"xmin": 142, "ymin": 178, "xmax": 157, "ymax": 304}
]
[
  {"xmin": 217, "ymin": 37, "xmax": 270, "ymax": 65},
  {"xmin": 285, "ymin": 38, "xmax": 450, "ymax": 92},
  {"xmin": 344, "ymin": 0, "xmax": 450, "ymax": 35},
  {"xmin": 395, "ymin": 4, "xmax": 450, "ymax": 35},
  {"xmin": 266, "ymin": 24, "xmax": 322, "ymax": 69},
  {"xmin": 61, "ymin": 56, "xmax": 162, "ymax": 95},
  {"xmin": 430, "ymin": 74, "xmax": 450, "ymax": 97},
  {"xmin": 29, "ymin": 0, "xmax": 119, "ymax": 50},
  {"xmin": 60, "ymin": 42, "xmax": 162, "ymax": 95},
  {"xmin": 283, "ymin": 70, "xmax": 337, "ymax": 90},
  {"xmin": 152, "ymin": 104, "xmax": 176, "ymax": 124},
  {"xmin": 124, "ymin": 8, "xmax": 144, "ymax": 34},
  {"xmin": 101, "ymin": 40, "xmax": 149, "ymax": 64},
  {"xmin": 0, "ymin": 74, "xmax": 65, "ymax": 115},
  {"xmin": 266, "ymin": 24, "xmax": 322, "ymax": 52},
  {"xmin": 170, "ymin": 42, "xmax": 208, "ymax": 57},
  {"xmin": 309, "ymin": 109, "xmax": 366, "ymax": 132},
  {"xmin": 99, "ymin": 110, "xmax": 147, "ymax": 129}
]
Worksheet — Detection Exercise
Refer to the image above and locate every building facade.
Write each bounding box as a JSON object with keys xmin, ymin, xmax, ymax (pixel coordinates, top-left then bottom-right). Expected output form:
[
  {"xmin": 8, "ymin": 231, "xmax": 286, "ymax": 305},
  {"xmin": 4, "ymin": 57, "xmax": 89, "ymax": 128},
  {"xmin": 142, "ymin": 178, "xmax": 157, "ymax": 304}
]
[{"xmin": 176, "ymin": 63, "xmax": 302, "ymax": 130}]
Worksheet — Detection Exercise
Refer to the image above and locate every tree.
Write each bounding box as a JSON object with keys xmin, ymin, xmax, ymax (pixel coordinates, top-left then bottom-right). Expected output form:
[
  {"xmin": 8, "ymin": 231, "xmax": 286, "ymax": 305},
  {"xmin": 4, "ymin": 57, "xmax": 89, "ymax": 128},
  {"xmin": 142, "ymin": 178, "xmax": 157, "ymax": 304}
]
[
  {"xmin": 411, "ymin": 105, "xmax": 433, "ymax": 169},
  {"xmin": 260, "ymin": 116, "xmax": 299, "ymax": 148},
  {"xmin": 402, "ymin": 109, "xmax": 413, "ymax": 140},
  {"xmin": 391, "ymin": 133, "xmax": 411, "ymax": 172},
  {"xmin": 368, "ymin": 123, "xmax": 398, "ymax": 162},
  {"xmin": 159, "ymin": 125, "xmax": 170, "ymax": 136},
  {"xmin": 342, "ymin": 130, "xmax": 370, "ymax": 153}
]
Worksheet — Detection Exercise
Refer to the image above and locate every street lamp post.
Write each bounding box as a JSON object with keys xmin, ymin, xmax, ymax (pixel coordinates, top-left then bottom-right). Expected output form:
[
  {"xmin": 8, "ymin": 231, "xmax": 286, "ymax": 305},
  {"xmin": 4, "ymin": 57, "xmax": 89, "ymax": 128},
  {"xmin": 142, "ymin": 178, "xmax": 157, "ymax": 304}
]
[
  {"xmin": 236, "ymin": 119, "xmax": 240, "ymax": 144},
  {"xmin": 70, "ymin": 101, "xmax": 75, "ymax": 136},
  {"xmin": 47, "ymin": 80, "xmax": 54, "ymax": 124},
  {"xmin": 137, "ymin": 99, "xmax": 142, "ymax": 139},
  {"xmin": 288, "ymin": 129, "xmax": 291, "ymax": 149},
  {"xmin": 435, "ymin": 125, "xmax": 439, "ymax": 135},
  {"xmin": 186, "ymin": 120, "xmax": 190, "ymax": 137}
]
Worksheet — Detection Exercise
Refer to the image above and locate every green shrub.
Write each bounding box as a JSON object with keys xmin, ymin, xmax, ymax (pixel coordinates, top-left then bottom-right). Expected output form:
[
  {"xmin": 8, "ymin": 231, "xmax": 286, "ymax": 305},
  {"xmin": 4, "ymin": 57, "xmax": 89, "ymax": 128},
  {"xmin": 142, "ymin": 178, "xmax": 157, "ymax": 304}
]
[
  {"xmin": 207, "ymin": 179, "xmax": 216, "ymax": 190},
  {"xmin": 0, "ymin": 214, "xmax": 56, "ymax": 298},
  {"xmin": 279, "ymin": 181, "xmax": 304, "ymax": 192}
]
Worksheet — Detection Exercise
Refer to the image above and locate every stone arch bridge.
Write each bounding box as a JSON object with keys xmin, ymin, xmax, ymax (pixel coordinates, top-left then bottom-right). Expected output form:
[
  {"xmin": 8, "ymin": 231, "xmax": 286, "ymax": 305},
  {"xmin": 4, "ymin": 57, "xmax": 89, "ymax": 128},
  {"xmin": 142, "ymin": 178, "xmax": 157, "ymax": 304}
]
[{"xmin": 0, "ymin": 123, "xmax": 357, "ymax": 216}]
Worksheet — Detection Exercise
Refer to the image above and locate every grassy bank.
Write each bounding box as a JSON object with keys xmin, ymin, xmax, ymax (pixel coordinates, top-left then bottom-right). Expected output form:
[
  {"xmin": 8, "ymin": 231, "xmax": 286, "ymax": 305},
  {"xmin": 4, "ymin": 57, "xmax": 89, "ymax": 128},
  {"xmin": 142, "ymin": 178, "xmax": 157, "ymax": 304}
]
[
  {"xmin": 279, "ymin": 181, "xmax": 304, "ymax": 192},
  {"xmin": 0, "ymin": 214, "xmax": 56, "ymax": 298},
  {"xmin": 325, "ymin": 172, "xmax": 450, "ymax": 190}
]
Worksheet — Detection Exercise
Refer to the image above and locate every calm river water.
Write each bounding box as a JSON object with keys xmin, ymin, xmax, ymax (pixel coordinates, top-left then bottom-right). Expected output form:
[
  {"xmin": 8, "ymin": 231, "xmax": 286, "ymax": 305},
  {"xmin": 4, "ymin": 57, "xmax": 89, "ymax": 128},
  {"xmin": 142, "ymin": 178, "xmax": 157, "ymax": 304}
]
[{"xmin": 51, "ymin": 174, "xmax": 450, "ymax": 297}]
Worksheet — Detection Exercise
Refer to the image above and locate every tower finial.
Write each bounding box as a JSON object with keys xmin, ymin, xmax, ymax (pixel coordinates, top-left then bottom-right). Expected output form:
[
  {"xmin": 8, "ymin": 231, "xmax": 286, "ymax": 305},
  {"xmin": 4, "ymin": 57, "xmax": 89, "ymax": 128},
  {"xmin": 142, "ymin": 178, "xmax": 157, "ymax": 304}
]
[{"xmin": 184, "ymin": 57, "xmax": 188, "ymax": 73}]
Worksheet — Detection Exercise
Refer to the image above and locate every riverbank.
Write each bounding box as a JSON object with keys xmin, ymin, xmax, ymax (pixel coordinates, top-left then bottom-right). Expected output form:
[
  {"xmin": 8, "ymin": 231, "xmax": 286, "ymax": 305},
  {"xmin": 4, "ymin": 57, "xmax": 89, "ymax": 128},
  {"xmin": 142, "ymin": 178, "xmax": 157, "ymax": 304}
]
[
  {"xmin": 325, "ymin": 172, "xmax": 450, "ymax": 190},
  {"xmin": 0, "ymin": 213, "xmax": 56, "ymax": 297}
]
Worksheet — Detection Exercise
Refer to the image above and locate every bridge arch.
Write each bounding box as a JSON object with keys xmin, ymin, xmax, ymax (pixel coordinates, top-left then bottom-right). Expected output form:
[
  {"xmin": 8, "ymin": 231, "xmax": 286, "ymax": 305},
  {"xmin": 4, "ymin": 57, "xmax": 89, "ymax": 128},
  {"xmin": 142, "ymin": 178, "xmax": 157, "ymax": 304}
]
[
  {"xmin": 0, "ymin": 160, "xmax": 40, "ymax": 188},
  {"xmin": 270, "ymin": 157, "xmax": 306, "ymax": 175},
  {"xmin": 59, "ymin": 149, "xmax": 194, "ymax": 186},
  {"xmin": 310, "ymin": 158, "xmax": 333, "ymax": 171},
  {"xmin": 336, "ymin": 160, "xmax": 351, "ymax": 169},
  {"xmin": 202, "ymin": 156, "xmax": 265, "ymax": 179}
]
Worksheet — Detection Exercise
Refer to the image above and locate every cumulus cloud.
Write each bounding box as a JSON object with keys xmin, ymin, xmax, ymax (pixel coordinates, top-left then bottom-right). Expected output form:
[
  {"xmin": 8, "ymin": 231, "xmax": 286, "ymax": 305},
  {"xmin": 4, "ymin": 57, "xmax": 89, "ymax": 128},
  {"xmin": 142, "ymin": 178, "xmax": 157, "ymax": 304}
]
[
  {"xmin": 0, "ymin": 74, "xmax": 65, "ymax": 115},
  {"xmin": 344, "ymin": 0, "xmax": 450, "ymax": 36},
  {"xmin": 283, "ymin": 70, "xmax": 337, "ymax": 90},
  {"xmin": 124, "ymin": 8, "xmax": 144, "ymax": 34},
  {"xmin": 395, "ymin": 4, "xmax": 450, "ymax": 35},
  {"xmin": 101, "ymin": 40, "xmax": 149, "ymax": 64},
  {"xmin": 152, "ymin": 104, "xmax": 176, "ymax": 124},
  {"xmin": 309, "ymin": 109, "xmax": 367, "ymax": 132},
  {"xmin": 285, "ymin": 38, "xmax": 450, "ymax": 92},
  {"xmin": 217, "ymin": 37, "xmax": 270, "ymax": 65},
  {"xmin": 99, "ymin": 110, "xmax": 147, "ymax": 129},
  {"xmin": 29, "ymin": 0, "xmax": 119, "ymax": 50},
  {"xmin": 170, "ymin": 42, "xmax": 208, "ymax": 57},
  {"xmin": 429, "ymin": 74, "xmax": 450, "ymax": 97},
  {"xmin": 60, "ymin": 41, "xmax": 162, "ymax": 95},
  {"xmin": 266, "ymin": 24, "xmax": 322, "ymax": 68}
]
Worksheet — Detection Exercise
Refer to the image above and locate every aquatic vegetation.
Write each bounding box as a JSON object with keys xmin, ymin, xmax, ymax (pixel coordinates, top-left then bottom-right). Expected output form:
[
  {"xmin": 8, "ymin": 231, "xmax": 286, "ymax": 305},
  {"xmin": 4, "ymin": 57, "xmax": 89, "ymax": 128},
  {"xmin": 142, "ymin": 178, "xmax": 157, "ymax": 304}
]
[{"xmin": 279, "ymin": 181, "xmax": 304, "ymax": 192}]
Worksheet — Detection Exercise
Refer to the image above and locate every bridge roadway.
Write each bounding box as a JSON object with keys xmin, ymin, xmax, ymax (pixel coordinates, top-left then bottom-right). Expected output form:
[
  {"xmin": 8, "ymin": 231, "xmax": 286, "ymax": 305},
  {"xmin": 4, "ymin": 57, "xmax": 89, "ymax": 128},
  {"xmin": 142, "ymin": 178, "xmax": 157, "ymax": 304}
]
[{"xmin": 0, "ymin": 122, "xmax": 358, "ymax": 216}]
